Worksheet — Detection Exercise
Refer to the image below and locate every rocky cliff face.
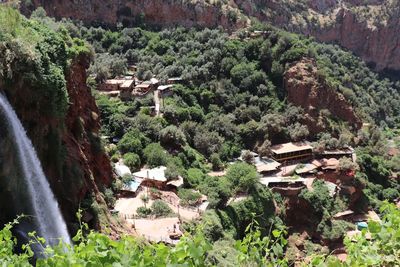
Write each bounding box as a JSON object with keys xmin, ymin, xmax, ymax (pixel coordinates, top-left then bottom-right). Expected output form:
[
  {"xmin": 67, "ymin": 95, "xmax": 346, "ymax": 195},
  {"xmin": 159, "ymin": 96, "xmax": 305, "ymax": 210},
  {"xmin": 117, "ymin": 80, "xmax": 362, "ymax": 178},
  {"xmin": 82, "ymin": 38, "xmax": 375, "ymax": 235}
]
[
  {"xmin": 22, "ymin": 0, "xmax": 400, "ymax": 71},
  {"xmin": 62, "ymin": 54, "xmax": 114, "ymax": 227},
  {"xmin": 284, "ymin": 58, "xmax": 362, "ymax": 135},
  {"xmin": 0, "ymin": 53, "xmax": 113, "ymax": 233},
  {"xmin": 23, "ymin": 0, "xmax": 247, "ymax": 29}
]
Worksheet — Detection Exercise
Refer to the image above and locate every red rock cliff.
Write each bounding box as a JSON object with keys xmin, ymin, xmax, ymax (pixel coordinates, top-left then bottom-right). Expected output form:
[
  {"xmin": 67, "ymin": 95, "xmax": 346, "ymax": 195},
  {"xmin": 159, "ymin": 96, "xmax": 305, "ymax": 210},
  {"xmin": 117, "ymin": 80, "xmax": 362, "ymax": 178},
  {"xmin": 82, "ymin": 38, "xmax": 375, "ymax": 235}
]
[
  {"xmin": 1, "ymin": 53, "xmax": 114, "ymax": 232},
  {"xmin": 24, "ymin": 0, "xmax": 247, "ymax": 29},
  {"xmin": 62, "ymin": 53, "xmax": 113, "ymax": 215},
  {"xmin": 284, "ymin": 58, "xmax": 362, "ymax": 135},
  {"xmin": 22, "ymin": 1, "xmax": 400, "ymax": 70}
]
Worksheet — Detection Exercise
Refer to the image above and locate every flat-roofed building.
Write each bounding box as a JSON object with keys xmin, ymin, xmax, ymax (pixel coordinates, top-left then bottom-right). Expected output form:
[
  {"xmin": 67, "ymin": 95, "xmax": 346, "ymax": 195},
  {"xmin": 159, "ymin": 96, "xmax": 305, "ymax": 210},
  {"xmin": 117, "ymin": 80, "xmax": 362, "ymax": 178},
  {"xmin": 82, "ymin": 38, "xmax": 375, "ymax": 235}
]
[
  {"xmin": 120, "ymin": 80, "xmax": 134, "ymax": 100},
  {"xmin": 271, "ymin": 142, "xmax": 313, "ymax": 162},
  {"xmin": 98, "ymin": 79, "xmax": 135, "ymax": 100},
  {"xmin": 167, "ymin": 77, "xmax": 184, "ymax": 84},
  {"xmin": 133, "ymin": 82, "xmax": 152, "ymax": 96},
  {"xmin": 158, "ymin": 85, "xmax": 174, "ymax": 97}
]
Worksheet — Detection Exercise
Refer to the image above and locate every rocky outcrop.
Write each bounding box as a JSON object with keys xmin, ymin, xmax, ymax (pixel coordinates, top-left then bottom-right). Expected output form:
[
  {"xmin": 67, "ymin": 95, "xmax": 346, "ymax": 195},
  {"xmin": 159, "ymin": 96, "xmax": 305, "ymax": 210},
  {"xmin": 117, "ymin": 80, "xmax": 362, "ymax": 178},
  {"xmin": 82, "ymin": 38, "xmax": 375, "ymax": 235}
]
[
  {"xmin": 283, "ymin": 58, "xmax": 362, "ymax": 135},
  {"xmin": 23, "ymin": 0, "xmax": 247, "ymax": 29},
  {"xmin": 307, "ymin": 7, "xmax": 400, "ymax": 71},
  {"xmin": 62, "ymin": 54, "xmax": 114, "ymax": 226}
]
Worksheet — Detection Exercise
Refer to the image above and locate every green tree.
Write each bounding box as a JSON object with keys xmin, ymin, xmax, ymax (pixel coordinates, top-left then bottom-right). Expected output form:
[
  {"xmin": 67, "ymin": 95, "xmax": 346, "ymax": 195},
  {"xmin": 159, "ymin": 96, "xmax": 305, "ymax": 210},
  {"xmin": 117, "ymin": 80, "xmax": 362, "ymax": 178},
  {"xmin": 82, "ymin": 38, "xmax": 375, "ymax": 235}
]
[
  {"xmin": 226, "ymin": 162, "xmax": 258, "ymax": 192},
  {"xmin": 151, "ymin": 200, "xmax": 173, "ymax": 217},
  {"xmin": 117, "ymin": 132, "xmax": 143, "ymax": 155},
  {"xmin": 123, "ymin": 153, "xmax": 141, "ymax": 171},
  {"xmin": 159, "ymin": 125, "xmax": 186, "ymax": 147},
  {"xmin": 143, "ymin": 143, "xmax": 168, "ymax": 167}
]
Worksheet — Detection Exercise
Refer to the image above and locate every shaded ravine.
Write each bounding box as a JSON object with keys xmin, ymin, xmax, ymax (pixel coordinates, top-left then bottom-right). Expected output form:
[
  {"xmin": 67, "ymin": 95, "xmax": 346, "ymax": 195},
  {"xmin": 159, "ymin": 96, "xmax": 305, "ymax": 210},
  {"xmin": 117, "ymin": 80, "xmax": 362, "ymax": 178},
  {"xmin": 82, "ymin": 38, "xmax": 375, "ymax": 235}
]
[{"xmin": 0, "ymin": 93, "xmax": 71, "ymax": 249}]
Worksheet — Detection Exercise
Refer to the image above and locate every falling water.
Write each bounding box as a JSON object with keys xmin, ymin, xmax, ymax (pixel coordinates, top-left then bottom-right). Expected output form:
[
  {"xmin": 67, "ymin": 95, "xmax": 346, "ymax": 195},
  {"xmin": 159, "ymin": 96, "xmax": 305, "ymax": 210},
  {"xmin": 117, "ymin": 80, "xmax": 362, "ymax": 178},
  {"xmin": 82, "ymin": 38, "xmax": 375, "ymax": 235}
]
[{"xmin": 0, "ymin": 94, "xmax": 71, "ymax": 248}]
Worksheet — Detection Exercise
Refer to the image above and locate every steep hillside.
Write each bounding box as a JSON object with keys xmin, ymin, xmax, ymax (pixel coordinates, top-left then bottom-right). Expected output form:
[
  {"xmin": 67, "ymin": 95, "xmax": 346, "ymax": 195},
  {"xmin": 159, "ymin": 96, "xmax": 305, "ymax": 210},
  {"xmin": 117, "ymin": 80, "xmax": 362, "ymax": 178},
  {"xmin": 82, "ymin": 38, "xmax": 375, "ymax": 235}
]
[
  {"xmin": 21, "ymin": 0, "xmax": 400, "ymax": 71},
  {"xmin": 0, "ymin": 7, "xmax": 115, "ymax": 233}
]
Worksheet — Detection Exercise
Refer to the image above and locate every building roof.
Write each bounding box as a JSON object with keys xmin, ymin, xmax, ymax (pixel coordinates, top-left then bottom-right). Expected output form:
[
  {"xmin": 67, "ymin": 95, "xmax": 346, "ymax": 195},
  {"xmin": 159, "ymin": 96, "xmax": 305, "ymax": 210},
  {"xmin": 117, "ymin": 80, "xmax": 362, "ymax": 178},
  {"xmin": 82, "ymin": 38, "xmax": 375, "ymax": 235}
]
[
  {"xmin": 121, "ymin": 80, "xmax": 134, "ymax": 88},
  {"xmin": 333, "ymin": 210, "xmax": 354, "ymax": 219},
  {"xmin": 325, "ymin": 181, "xmax": 337, "ymax": 197},
  {"xmin": 133, "ymin": 166, "xmax": 167, "ymax": 182},
  {"xmin": 168, "ymin": 77, "xmax": 183, "ymax": 81},
  {"xmin": 115, "ymin": 161, "xmax": 132, "ymax": 177},
  {"xmin": 123, "ymin": 179, "xmax": 143, "ymax": 192},
  {"xmin": 238, "ymin": 150, "xmax": 258, "ymax": 161},
  {"xmin": 271, "ymin": 142, "xmax": 313, "ymax": 155},
  {"xmin": 320, "ymin": 158, "xmax": 340, "ymax": 170},
  {"xmin": 259, "ymin": 176, "xmax": 306, "ymax": 186},
  {"xmin": 135, "ymin": 83, "xmax": 152, "ymax": 89},
  {"xmin": 319, "ymin": 147, "xmax": 354, "ymax": 155},
  {"xmin": 104, "ymin": 79, "xmax": 125, "ymax": 85},
  {"xmin": 150, "ymin": 78, "xmax": 159, "ymax": 84},
  {"xmin": 255, "ymin": 158, "xmax": 281, "ymax": 172},
  {"xmin": 158, "ymin": 85, "xmax": 174, "ymax": 91},
  {"xmin": 167, "ymin": 176, "xmax": 184, "ymax": 188},
  {"xmin": 295, "ymin": 163, "xmax": 318, "ymax": 174}
]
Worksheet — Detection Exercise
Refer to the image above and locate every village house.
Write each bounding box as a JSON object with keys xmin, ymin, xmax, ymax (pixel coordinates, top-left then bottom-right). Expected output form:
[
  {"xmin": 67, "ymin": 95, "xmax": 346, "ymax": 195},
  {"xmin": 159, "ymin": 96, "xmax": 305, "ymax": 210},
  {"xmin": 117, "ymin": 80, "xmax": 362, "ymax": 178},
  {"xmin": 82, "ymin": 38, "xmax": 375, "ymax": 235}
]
[
  {"xmin": 119, "ymin": 79, "xmax": 135, "ymax": 100},
  {"xmin": 133, "ymin": 78, "xmax": 159, "ymax": 96},
  {"xmin": 98, "ymin": 78, "xmax": 135, "ymax": 99},
  {"xmin": 121, "ymin": 179, "xmax": 143, "ymax": 196},
  {"xmin": 167, "ymin": 77, "xmax": 184, "ymax": 85},
  {"xmin": 271, "ymin": 142, "xmax": 313, "ymax": 163},
  {"xmin": 157, "ymin": 85, "xmax": 174, "ymax": 97},
  {"xmin": 133, "ymin": 166, "xmax": 168, "ymax": 189},
  {"xmin": 133, "ymin": 82, "xmax": 152, "ymax": 96},
  {"xmin": 132, "ymin": 166, "xmax": 182, "ymax": 190},
  {"xmin": 315, "ymin": 146, "xmax": 355, "ymax": 161}
]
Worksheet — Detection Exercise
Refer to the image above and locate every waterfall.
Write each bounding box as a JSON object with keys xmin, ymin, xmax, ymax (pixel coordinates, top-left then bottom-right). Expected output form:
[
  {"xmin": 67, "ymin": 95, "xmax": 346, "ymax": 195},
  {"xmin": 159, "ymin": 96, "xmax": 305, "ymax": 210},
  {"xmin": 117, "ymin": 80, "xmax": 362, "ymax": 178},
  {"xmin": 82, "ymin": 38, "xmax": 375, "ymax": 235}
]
[{"xmin": 0, "ymin": 94, "xmax": 71, "ymax": 248}]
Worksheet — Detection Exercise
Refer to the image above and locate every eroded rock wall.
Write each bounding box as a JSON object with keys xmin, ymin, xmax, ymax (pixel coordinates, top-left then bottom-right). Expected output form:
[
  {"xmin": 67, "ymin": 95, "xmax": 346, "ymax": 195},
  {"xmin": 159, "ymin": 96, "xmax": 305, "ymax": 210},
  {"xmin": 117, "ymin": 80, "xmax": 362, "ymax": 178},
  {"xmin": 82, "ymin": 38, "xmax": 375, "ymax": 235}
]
[{"xmin": 283, "ymin": 58, "xmax": 362, "ymax": 135}]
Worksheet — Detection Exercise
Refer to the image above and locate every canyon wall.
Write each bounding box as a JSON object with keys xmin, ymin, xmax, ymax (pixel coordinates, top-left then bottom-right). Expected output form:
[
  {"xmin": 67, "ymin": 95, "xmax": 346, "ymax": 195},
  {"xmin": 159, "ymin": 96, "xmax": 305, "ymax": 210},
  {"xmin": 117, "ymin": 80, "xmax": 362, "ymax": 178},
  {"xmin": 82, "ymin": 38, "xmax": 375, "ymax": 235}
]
[
  {"xmin": 23, "ymin": 0, "xmax": 247, "ymax": 29},
  {"xmin": 0, "ymin": 51, "xmax": 113, "ymax": 233},
  {"xmin": 22, "ymin": 0, "xmax": 400, "ymax": 71}
]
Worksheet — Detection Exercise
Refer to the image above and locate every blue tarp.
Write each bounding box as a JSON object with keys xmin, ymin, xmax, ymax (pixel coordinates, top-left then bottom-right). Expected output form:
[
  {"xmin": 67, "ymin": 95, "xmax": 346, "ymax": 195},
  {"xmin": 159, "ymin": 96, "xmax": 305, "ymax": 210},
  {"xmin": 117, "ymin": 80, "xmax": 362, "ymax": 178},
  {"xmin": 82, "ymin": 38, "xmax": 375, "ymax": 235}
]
[
  {"xmin": 356, "ymin": 221, "xmax": 368, "ymax": 230},
  {"xmin": 126, "ymin": 180, "xmax": 141, "ymax": 192}
]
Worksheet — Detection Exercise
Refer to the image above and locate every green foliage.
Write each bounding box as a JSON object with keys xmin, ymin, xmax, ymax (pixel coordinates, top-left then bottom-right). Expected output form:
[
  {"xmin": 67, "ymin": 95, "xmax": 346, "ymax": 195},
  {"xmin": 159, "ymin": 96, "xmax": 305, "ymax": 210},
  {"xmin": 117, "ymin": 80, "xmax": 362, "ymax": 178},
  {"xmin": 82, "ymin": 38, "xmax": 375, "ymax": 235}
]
[
  {"xmin": 160, "ymin": 125, "xmax": 186, "ymax": 147},
  {"xmin": 151, "ymin": 200, "xmax": 173, "ymax": 217},
  {"xmin": 178, "ymin": 188, "xmax": 202, "ymax": 207},
  {"xmin": 136, "ymin": 206, "xmax": 152, "ymax": 217},
  {"xmin": 312, "ymin": 202, "xmax": 400, "ymax": 266},
  {"xmin": 185, "ymin": 168, "xmax": 206, "ymax": 187},
  {"xmin": 117, "ymin": 131, "xmax": 144, "ymax": 155},
  {"xmin": 299, "ymin": 180, "xmax": 333, "ymax": 215},
  {"xmin": 225, "ymin": 162, "xmax": 258, "ymax": 192},
  {"xmin": 123, "ymin": 152, "xmax": 141, "ymax": 171},
  {"xmin": 103, "ymin": 188, "xmax": 116, "ymax": 208},
  {"xmin": 143, "ymin": 143, "xmax": 168, "ymax": 167}
]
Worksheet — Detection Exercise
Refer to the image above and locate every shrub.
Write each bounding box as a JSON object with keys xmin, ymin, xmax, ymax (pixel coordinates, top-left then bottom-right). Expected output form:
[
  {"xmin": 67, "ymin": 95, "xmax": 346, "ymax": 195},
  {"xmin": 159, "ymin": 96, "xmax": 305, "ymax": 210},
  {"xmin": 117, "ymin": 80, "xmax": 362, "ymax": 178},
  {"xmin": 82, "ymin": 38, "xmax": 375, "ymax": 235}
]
[
  {"xmin": 210, "ymin": 153, "xmax": 223, "ymax": 171},
  {"xmin": 123, "ymin": 152, "xmax": 141, "ymax": 171},
  {"xmin": 104, "ymin": 188, "xmax": 116, "ymax": 208},
  {"xmin": 299, "ymin": 180, "xmax": 333, "ymax": 215},
  {"xmin": 117, "ymin": 133, "xmax": 143, "ymax": 154},
  {"xmin": 151, "ymin": 200, "xmax": 173, "ymax": 217},
  {"xmin": 178, "ymin": 189, "xmax": 202, "ymax": 207},
  {"xmin": 136, "ymin": 206, "xmax": 152, "ymax": 217},
  {"xmin": 337, "ymin": 157, "xmax": 358, "ymax": 172},
  {"xmin": 185, "ymin": 168, "xmax": 205, "ymax": 187},
  {"xmin": 225, "ymin": 162, "xmax": 258, "ymax": 192},
  {"xmin": 143, "ymin": 143, "xmax": 168, "ymax": 167}
]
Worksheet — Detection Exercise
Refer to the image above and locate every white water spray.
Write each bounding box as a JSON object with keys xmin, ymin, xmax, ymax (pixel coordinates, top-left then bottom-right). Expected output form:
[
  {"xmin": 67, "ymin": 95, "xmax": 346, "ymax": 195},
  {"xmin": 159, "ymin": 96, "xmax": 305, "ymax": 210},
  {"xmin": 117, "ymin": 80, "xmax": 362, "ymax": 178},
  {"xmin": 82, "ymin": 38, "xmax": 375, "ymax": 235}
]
[{"xmin": 0, "ymin": 94, "xmax": 71, "ymax": 247}]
